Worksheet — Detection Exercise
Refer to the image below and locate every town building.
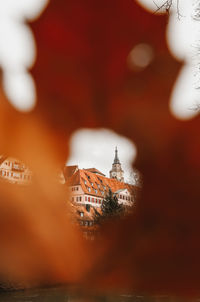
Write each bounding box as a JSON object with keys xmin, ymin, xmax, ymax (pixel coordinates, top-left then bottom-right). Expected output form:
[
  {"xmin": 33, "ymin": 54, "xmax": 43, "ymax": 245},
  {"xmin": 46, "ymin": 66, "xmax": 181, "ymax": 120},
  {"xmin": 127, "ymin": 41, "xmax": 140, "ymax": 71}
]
[
  {"xmin": 0, "ymin": 156, "xmax": 32, "ymax": 185},
  {"xmin": 64, "ymin": 148, "xmax": 136, "ymax": 209}
]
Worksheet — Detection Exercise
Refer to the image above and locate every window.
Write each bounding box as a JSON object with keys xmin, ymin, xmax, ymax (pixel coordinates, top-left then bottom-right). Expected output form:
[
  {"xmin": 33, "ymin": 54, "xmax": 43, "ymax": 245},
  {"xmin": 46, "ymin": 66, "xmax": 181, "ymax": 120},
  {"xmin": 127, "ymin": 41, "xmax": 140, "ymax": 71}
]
[
  {"xmin": 76, "ymin": 197, "xmax": 79, "ymax": 202},
  {"xmin": 76, "ymin": 187, "xmax": 79, "ymax": 191},
  {"xmin": 85, "ymin": 196, "xmax": 87, "ymax": 201},
  {"xmin": 88, "ymin": 187, "xmax": 91, "ymax": 192},
  {"xmin": 88, "ymin": 197, "xmax": 90, "ymax": 202},
  {"xmin": 95, "ymin": 189, "xmax": 97, "ymax": 194},
  {"xmin": 91, "ymin": 182, "xmax": 93, "ymax": 186},
  {"xmin": 92, "ymin": 198, "xmax": 94, "ymax": 202},
  {"xmin": 72, "ymin": 197, "xmax": 74, "ymax": 202},
  {"xmin": 84, "ymin": 180, "xmax": 87, "ymax": 185},
  {"xmin": 99, "ymin": 199, "xmax": 101, "ymax": 204},
  {"xmin": 80, "ymin": 212, "xmax": 84, "ymax": 217},
  {"xmin": 80, "ymin": 196, "xmax": 82, "ymax": 201}
]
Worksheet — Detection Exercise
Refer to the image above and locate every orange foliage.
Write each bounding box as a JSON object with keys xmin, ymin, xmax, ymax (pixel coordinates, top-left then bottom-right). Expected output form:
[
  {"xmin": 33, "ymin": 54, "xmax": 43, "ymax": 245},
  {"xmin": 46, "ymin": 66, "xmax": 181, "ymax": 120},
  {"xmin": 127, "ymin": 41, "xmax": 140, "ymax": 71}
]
[{"xmin": 1, "ymin": 0, "xmax": 199, "ymax": 298}]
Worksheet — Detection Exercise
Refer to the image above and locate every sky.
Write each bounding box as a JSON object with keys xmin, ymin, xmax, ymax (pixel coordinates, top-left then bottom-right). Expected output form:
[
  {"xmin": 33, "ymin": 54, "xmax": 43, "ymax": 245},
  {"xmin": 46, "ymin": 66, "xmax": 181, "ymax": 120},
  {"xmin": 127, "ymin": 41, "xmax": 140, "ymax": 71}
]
[
  {"xmin": 0, "ymin": 0, "xmax": 199, "ymax": 182},
  {"xmin": 67, "ymin": 128, "xmax": 137, "ymax": 182}
]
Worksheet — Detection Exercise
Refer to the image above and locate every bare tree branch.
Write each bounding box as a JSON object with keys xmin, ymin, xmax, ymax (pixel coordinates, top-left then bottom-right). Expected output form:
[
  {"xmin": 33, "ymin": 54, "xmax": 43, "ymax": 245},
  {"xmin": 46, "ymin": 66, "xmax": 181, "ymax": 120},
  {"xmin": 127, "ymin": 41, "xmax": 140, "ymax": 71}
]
[{"xmin": 153, "ymin": 0, "xmax": 182, "ymax": 19}]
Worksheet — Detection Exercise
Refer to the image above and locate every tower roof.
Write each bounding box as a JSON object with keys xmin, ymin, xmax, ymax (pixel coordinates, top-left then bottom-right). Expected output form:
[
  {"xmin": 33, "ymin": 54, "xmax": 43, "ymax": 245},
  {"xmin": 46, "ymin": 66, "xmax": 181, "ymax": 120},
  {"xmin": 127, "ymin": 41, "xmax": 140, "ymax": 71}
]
[{"xmin": 113, "ymin": 147, "xmax": 120, "ymax": 164}]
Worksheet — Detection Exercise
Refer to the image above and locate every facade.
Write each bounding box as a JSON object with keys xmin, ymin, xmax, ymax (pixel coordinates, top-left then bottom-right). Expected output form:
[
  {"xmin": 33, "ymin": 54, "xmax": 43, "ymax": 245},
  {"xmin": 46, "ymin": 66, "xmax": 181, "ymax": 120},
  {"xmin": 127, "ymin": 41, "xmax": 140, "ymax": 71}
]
[{"xmin": 0, "ymin": 156, "xmax": 32, "ymax": 185}]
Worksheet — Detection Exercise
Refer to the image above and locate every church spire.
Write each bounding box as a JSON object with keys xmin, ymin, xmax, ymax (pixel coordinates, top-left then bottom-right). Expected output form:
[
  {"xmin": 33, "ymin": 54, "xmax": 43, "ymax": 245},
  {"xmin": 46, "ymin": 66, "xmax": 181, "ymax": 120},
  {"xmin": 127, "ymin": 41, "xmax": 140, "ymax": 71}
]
[
  {"xmin": 114, "ymin": 146, "xmax": 120, "ymax": 164},
  {"xmin": 109, "ymin": 147, "xmax": 124, "ymax": 182}
]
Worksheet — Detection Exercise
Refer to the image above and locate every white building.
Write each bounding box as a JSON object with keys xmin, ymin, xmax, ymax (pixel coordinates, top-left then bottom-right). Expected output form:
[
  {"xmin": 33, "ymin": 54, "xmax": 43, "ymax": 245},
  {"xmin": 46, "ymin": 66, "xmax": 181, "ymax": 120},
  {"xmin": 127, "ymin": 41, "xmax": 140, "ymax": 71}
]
[
  {"xmin": 64, "ymin": 149, "xmax": 136, "ymax": 208},
  {"xmin": 0, "ymin": 156, "xmax": 32, "ymax": 185}
]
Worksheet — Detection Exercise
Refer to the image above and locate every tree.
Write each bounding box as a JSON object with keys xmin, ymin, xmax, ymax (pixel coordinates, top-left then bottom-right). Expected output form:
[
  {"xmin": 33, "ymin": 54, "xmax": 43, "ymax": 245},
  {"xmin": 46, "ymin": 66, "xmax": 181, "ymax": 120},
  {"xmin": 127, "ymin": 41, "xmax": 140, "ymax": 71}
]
[{"xmin": 94, "ymin": 189, "xmax": 125, "ymax": 225}]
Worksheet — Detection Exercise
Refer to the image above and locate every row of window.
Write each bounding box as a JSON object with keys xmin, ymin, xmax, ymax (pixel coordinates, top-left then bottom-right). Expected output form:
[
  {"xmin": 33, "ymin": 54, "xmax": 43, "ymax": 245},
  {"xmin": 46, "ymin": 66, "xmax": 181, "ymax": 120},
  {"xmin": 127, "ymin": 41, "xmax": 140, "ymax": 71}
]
[
  {"xmin": 118, "ymin": 194, "xmax": 133, "ymax": 202},
  {"xmin": 85, "ymin": 185, "xmax": 105, "ymax": 196},
  {"xmin": 80, "ymin": 221, "xmax": 93, "ymax": 227},
  {"xmin": 72, "ymin": 196, "xmax": 82, "ymax": 202},
  {"xmin": 72, "ymin": 195, "xmax": 102, "ymax": 204},
  {"xmin": 72, "ymin": 186, "xmax": 79, "ymax": 191},
  {"xmin": 0, "ymin": 170, "xmax": 31, "ymax": 180},
  {"xmin": 85, "ymin": 196, "xmax": 102, "ymax": 204},
  {"xmin": 84, "ymin": 177, "xmax": 109, "ymax": 192},
  {"xmin": 4, "ymin": 161, "xmax": 25, "ymax": 170}
]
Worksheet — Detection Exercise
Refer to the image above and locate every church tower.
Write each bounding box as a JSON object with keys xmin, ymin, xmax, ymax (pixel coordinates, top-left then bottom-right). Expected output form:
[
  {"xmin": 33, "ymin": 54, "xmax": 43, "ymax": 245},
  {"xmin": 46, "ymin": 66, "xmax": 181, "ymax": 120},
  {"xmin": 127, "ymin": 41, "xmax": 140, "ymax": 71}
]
[{"xmin": 109, "ymin": 147, "xmax": 124, "ymax": 182}]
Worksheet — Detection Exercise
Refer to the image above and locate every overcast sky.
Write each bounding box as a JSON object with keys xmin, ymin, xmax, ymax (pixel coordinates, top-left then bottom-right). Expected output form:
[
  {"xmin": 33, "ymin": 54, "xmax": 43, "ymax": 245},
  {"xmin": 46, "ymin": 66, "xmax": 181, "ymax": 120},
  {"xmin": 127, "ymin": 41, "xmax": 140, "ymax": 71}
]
[{"xmin": 67, "ymin": 128, "xmax": 137, "ymax": 182}]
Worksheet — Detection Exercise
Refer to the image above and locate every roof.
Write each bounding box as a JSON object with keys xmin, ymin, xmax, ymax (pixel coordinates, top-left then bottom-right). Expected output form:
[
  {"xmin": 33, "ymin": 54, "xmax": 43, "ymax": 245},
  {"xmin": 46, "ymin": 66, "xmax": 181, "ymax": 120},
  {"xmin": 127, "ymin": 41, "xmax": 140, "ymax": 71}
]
[
  {"xmin": 115, "ymin": 188, "xmax": 128, "ymax": 194},
  {"xmin": 0, "ymin": 156, "xmax": 7, "ymax": 166},
  {"xmin": 66, "ymin": 168, "xmax": 135, "ymax": 198},
  {"xmin": 71, "ymin": 204, "xmax": 101, "ymax": 221},
  {"xmin": 84, "ymin": 168, "xmax": 105, "ymax": 176},
  {"xmin": 63, "ymin": 165, "xmax": 78, "ymax": 180},
  {"xmin": 66, "ymin": 170, "xmax": 81, "ymax": 186}
]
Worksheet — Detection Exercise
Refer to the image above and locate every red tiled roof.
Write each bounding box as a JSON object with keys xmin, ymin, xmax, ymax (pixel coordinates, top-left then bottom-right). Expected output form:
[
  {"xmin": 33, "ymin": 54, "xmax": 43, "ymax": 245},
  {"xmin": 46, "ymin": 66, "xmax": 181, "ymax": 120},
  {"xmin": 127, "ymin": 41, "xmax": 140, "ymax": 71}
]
[
  {"xmin": 66, "ymin": 168, "xmax": 135, "ymax": 198},
  {"xmin": 66, "ymin": 170, "xmax": 80, "ymax": 186},
  {"xmin": 63, "ymin": 165, "xmax": 78, "ymax": 179},
  {"xmin": 84, "ymin": 168, "xmax": 105, "ymax": 176}
]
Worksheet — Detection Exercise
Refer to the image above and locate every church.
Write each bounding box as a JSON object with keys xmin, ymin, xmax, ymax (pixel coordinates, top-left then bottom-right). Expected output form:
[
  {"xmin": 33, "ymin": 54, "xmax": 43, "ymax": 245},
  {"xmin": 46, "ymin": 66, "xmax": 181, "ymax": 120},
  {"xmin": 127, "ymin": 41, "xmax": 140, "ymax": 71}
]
[{"xmin": 64, "ymin": 148, "xmax": 136, "ymax": 208}]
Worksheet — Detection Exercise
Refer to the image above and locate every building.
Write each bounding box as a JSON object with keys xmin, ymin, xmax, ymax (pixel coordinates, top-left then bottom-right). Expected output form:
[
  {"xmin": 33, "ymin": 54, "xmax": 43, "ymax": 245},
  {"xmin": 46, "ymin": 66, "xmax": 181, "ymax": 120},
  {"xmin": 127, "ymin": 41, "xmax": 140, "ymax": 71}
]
[
  {"xmin": 109, "ymin": 147, "xmax": 124, "ymax": 182},
  {"xmin": 64, "ymin": 148, "xmax": 136, "ymax": 209},
  {"xmin": 0, "ymin": 156, "xmax": 32, "ymax": 185}
]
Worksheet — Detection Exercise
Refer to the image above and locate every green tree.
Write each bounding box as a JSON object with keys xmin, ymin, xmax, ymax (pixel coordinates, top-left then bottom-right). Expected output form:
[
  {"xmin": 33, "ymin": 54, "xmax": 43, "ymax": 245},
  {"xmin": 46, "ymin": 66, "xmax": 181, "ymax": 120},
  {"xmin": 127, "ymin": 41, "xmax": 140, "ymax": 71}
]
[{"xmin": 94, "ymin": 189, "xmax": 125, "ymax": 225}]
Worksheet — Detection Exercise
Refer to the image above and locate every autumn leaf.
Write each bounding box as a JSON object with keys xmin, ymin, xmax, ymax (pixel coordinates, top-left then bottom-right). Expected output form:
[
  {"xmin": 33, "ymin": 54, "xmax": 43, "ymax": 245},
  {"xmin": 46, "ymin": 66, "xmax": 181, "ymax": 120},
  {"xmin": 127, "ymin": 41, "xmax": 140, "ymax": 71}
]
[{"xmin": 31, "ymin": 0, "xmax": 200, "ymax": 296}]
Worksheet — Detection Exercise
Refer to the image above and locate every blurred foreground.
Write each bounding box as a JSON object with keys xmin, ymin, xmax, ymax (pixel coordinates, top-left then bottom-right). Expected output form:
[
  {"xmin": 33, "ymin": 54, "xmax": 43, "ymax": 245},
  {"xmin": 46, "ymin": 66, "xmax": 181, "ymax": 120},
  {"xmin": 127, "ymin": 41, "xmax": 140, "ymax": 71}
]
[
  {"xmin": 0, "ymin": 0, "xmax": 200, "ymax": 298},
  {"xmin": 0, "ymin": 287, "xmax": 196, "ymax": 302}
]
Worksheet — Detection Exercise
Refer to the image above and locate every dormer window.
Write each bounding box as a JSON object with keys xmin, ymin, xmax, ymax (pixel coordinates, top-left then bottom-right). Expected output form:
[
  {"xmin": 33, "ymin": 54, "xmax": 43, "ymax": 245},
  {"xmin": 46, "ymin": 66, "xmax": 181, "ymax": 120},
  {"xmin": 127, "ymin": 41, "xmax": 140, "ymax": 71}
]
[
  {"xmin": 84, "ymin": 180, "xmax": 87, "ymax": 185},
  {"xmin": 88, "ymin": 187, "xmax": 91, "ymax": 192},
  {"xmin": 98, "ymin": 177, "xmax": 103, "ymax": 183},
  {"xmin": 95, "ymin": 189, "xmax": 97, "ymax": 194}
]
